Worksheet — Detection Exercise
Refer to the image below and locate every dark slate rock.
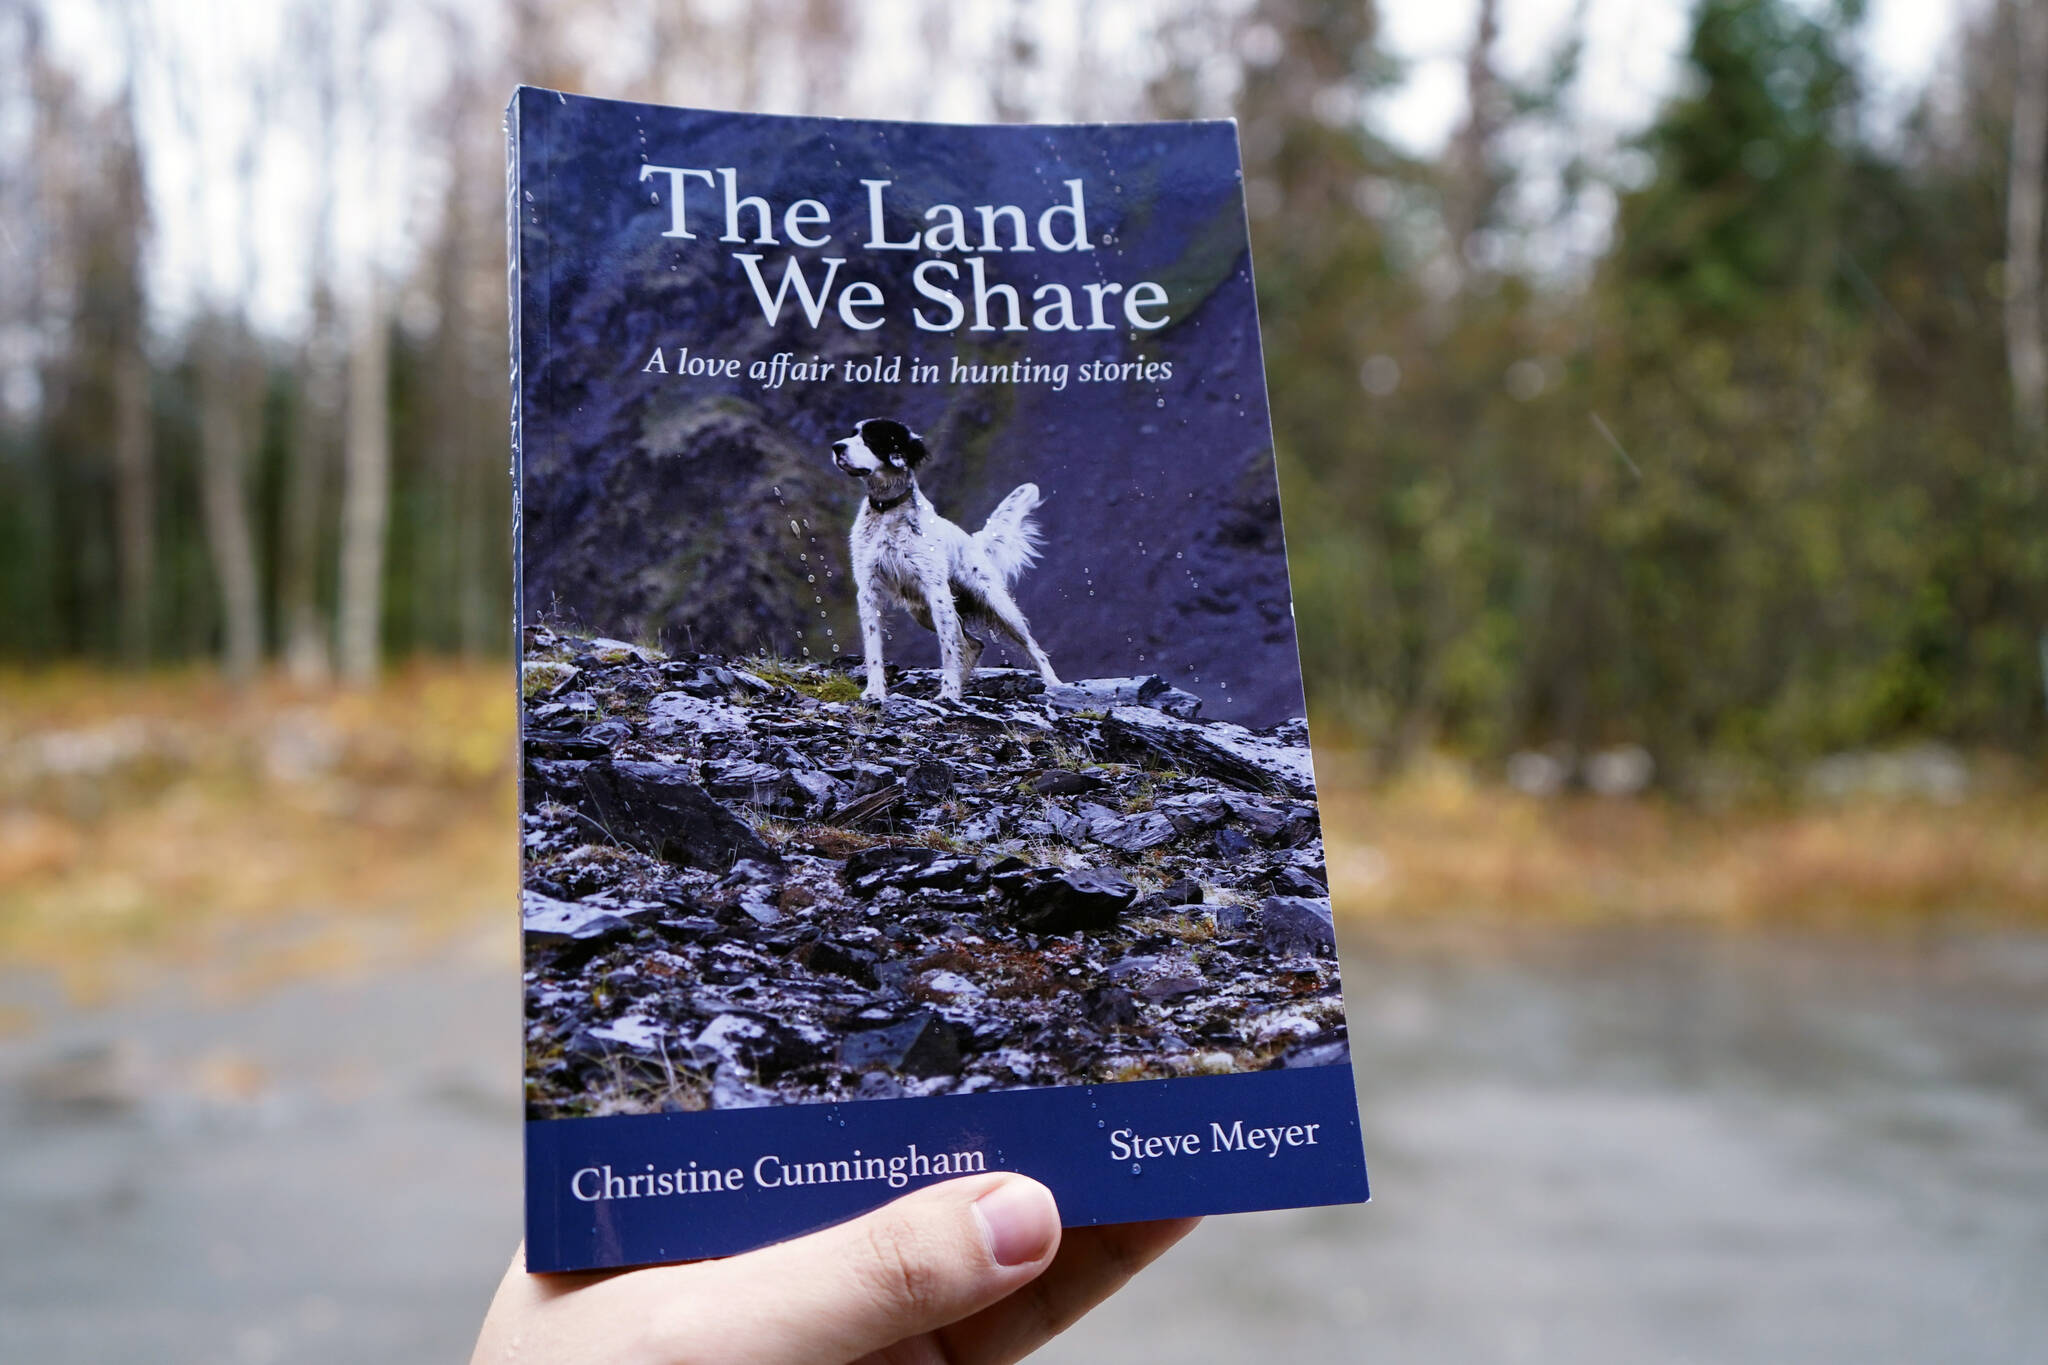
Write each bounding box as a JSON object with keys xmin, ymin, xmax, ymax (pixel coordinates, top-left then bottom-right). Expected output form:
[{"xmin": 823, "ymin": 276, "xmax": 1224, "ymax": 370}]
[
  {"xmin": 879, "ymin": 695, "xmax": 944, "ymax": 724},
  {"xmin": 524, "ymin": 757, "xmax": 592, "ymax": 803},
  {"xmin": 524, "ymin": 733, "xmax": 612, "ymax": 761},
  {"xmin": 956, "ymin": 807, "xmax": 1005, "ymax": 843},
  {"xmin": 575, "ymin": 760, "xmax": 776, "ymax": 871},
  {"xmin": 705, "ymin": 759, "xmax": 791, "ymax": 807},
  {"xmin": 718, "ymin": 857, "xmax": 782, "ymax": 889},
  {"xmin": 1212, "ymin": 828, "xmax": 1255, "ymax": 860},
  {"xmin": 656, "ymin": 915, "xmax": 723, "ymax": 942},
  {"xmin": 906, "ymin": 760, "xmax": 954, "ymax": 798},
  {"xmin": 1103, "ymin": 954, "xmax": 1166, "ymax": 982},
  {"xmin": 1031, "ymin": 769, "xmax": 1107, "ymax": 796},
  {"xmin": 1260, "ymin": 896, "xmax": 1336, "ymax": 958},
  {"xmin": 691, "ymin": 1012, "xmax": 811, "ymax": 1080},
  {"xmin": 909, "ymin": 855, "xmax": 980, "ymax": 892},
  {"xmin": 1044, "ymin": 803, "xmax": 1092, "ymax": 845},
  {"xmin": 895, "ymin": 666, "xmax": 1046, "ymax": 701},
  {"xmin": 837, "ymin": 1012, "xmax": 962, "ymax": 1077},
  {"xmin": 967, "ymin": 669, "xmax": 1048, "ymax": 701},
  {"xmin": 842, "ymin": 845, "xmax": 943, "ymax": 896},
  {"xmin": 857, "ymin": 1071, "xmax": 908, "ymax": 1100},
  {"xmin": 585, "ymin": 719, "xmax": 634, "ymax": 747},
  {"xmin": 993, "ymin": 867, "xmax": 1138, "ymax": 934},
  {"xmin": 523, "ymin": 892, "xmax": 636, "ymax": 942},
  {"xmin": 789, "ymin": 768, "xmax": 850, "ymax": 814},
  {"xmin": 1041, "ymin": 676, "xmax": 1173, "ymax": 713},
  {"xmin": 1268, "ymin": 865, "xmax": 1329, "ymax": 897},
  {"xmin": 525, "ymin": 702, "xmax": 581, "ymax": 730},
  {"xmin": 1136, "ymin": 972, "xmax": 1204, "ymax": 1003},
  {"xmin": 1102, "ymin": 953, "xmax": 1202, "ymax": 1002},
  {"xmin": 801, "ymin": 939, "xmax": 878, "ymax": 985},
  {"xmin": 709, "ymin": 1065, "xmax": 776, "ymax": 1109},
  {"xmin": 1157, "ymin": 793, "xmax": 1231, "ymax": 832},
  {"xmin": 644, "ymin": 691, "xmax": 749, "ymax": 736},
  {"xmin": 737, "ymin": 891, "xmax": 782, "ymax": 925},
  {"xmin": 1088, "ymin": 810, "xmax": 1177, "ymax": 853},
  {"xmin": 1161, "ymin": 878, "xmax": 1205, "ymax": 905},
  {"xmin": 1278, "ymin": 1034, "xmax": 1352, "ymax": 1069},
  {"xmin": 1083, "ymin": 986, "xmax": 1140, "ymax": 1029},
  {"xmin": 835, "ymin": 761, "xmax": 897, "ymax": 794},
  {"xmin": 1101, "ymin": 706, "xmax": 1317, "ymax": 798},
  {"xmin": 1213, "ymin": 902, "xmax": 1256, "ymax": 934}
]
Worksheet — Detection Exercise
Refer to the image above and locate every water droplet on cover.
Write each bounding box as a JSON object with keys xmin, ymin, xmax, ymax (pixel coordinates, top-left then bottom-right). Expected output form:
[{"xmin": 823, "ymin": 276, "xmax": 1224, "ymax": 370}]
[{"xmin": 1131, "ymin": 1163, "xmax": 1142, "ymax": 1175}]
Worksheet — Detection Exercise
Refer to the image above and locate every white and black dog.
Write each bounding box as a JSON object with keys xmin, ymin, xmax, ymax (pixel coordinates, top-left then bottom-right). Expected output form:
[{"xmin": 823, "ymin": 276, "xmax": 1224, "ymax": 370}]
[{"xmin": 830, "ymin": 418, "xmax": 1061, "ymax": 702}]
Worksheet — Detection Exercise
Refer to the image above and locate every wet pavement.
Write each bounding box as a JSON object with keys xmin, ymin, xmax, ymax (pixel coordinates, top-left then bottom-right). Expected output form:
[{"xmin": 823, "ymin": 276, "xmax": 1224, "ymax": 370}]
[{"xmin": 4, "ymin": 922, "xmax": 2046, "ymax": 1363}]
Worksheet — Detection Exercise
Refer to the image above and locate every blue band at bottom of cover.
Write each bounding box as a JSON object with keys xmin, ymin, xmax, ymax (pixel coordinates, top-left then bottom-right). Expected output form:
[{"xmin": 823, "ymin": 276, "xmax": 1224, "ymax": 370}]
[{"xmin": 524, "ymin": 1063, "xmax": 1368, "ymax": 1271}]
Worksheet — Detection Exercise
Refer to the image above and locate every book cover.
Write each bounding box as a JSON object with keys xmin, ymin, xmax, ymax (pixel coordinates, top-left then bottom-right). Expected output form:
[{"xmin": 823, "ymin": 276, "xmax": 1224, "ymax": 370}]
[{"xmin": 508, "ymin": 86, "xmax": 1368, "ymax": 1273}]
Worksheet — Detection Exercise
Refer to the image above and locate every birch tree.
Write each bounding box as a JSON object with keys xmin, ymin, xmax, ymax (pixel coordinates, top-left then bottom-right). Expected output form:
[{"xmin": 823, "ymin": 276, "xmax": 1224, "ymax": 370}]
[
  {"xmin": 169, "ymin": 17, "xmax": 267, "ymax": 678},
  {"xmin": 335, "ymin": 3, "xmax": 394, "ymax": 685},
  {"xmin": 281, "ymin": 1, "xmax": 343, "ymax": 681},
  {"xmin": 337, "ymin": 271, "xmax": 390, "ymax": 684}
]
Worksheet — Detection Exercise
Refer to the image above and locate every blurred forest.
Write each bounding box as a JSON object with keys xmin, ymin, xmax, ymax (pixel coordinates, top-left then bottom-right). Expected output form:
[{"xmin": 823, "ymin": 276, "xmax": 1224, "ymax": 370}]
[{"xmin": 4, "ymin": 0, "xmax": 2047, "ymax": 789}]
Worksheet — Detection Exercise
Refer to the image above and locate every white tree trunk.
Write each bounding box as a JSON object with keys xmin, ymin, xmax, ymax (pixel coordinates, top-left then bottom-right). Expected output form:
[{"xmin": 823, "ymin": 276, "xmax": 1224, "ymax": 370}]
[
  {"xmin": 337, "ymin": 278, "xmax": 390, "ymax": 685},
  {"xmin": 2007, "ymin": 0, "xmax": 2048, "ymax": 440},
  {"xmin": 197, "ymin": 327, "xmax": 263, "ymax": 679}
]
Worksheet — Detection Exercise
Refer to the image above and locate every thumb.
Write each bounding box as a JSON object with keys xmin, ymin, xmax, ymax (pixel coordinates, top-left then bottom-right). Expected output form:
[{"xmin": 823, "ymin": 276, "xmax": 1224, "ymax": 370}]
[{"xmin": 702, "ymin": 1173, "xmax": 1062, "ymax": 1363}]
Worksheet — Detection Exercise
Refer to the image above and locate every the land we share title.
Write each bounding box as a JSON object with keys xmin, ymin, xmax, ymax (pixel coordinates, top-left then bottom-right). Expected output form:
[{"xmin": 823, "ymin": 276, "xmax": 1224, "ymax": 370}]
[{"xmin": 509, "ymin": 87, "xmax": 1368, "ymax": 1273}]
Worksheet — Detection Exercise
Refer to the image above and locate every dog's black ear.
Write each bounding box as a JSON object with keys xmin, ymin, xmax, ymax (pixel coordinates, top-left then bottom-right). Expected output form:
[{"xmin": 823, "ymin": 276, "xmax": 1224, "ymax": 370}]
[{"xmin": 902, "ymin": 431, "xmax": 929, "ymax": 468}]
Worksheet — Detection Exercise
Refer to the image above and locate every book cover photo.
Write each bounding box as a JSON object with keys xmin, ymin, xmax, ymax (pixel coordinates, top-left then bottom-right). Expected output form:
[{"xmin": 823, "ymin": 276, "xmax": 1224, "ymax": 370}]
[{"xmin": 508, "ymin": 87, "xmax": 1368, "ymax": 1272}]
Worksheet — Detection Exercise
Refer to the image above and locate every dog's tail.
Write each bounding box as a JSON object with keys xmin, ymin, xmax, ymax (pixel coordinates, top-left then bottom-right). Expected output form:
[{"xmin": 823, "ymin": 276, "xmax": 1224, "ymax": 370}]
[{"xmin": 975, "ymin": 483, "xmax": 1044, "ymax": 587}]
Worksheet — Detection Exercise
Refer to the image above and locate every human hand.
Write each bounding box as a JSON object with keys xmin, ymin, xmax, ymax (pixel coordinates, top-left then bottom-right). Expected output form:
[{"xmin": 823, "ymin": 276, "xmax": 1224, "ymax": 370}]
[{"xmin": 472, "ymin": 1173, "xmax": 1197, "ymax": 1364}]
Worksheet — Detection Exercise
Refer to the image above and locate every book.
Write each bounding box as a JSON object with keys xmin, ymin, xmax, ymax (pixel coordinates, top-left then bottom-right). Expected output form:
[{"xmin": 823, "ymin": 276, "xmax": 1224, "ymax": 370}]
[{"xmin": 507, "ymin": 86, "xmax": 1368, "ymax": 1272}]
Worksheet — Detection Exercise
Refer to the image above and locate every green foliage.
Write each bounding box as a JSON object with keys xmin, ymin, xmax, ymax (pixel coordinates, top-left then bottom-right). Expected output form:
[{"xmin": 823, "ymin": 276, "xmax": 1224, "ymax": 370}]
[
  {"xmin": 1257, "ymin": 0, "xmax": 2048, "ymax": 777},
  {"xmin": 740, "ymin": 655, "xmax": 863, "ymax": 704}
]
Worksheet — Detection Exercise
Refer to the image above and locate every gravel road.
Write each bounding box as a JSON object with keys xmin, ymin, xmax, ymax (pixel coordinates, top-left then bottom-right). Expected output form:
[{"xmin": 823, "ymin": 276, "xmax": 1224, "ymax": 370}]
[{"xmin": 4, "ymin": 922, "xmax": 2045, "ymax": 1363}]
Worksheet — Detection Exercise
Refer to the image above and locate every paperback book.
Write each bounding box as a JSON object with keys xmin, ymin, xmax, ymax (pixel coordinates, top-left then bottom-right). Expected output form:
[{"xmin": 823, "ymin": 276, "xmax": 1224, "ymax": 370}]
[{"xmin": 507, "ymin": 87, "xmax": 1368, "ymax": 1272}]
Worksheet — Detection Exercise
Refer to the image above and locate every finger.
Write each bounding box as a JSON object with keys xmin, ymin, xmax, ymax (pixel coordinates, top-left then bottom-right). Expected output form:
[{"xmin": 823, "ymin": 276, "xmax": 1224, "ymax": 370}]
[
  {"xmin": 933, "ymin": 1216, "xmax": 1201, "ymax": 1365},
  {"xmin": 674, "ymin": 1173, "xmax": 1062, "ymax": 1364}
]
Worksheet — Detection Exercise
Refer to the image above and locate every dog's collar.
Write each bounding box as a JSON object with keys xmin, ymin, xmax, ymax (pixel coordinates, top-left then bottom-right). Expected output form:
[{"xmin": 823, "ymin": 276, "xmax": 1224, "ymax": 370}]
[{"xmin": 866, "ymin": 487, "xmax": 914, "ymax": 514}]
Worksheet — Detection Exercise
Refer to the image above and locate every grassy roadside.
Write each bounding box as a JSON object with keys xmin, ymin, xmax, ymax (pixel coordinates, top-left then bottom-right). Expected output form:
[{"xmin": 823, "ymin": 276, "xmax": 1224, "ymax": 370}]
[
  {"xmin": 0, "ymin": 665, "xmax": 517, "ymax": 1010},
  {"xmin": 4, "ymin": 666, "xmax": 2044, "ymax": 1021},
  {"xmin": 1319, "ymin": 752, "xmax": 2048, "ymax": 928}
]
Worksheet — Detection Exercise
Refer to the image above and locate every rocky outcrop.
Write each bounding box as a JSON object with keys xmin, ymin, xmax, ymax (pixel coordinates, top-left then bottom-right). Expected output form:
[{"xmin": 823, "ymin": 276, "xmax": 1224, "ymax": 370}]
[{"xmin": 520, "ymin": 627, "xmax": 1349, "ymax": 1118}]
